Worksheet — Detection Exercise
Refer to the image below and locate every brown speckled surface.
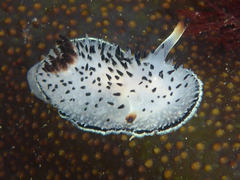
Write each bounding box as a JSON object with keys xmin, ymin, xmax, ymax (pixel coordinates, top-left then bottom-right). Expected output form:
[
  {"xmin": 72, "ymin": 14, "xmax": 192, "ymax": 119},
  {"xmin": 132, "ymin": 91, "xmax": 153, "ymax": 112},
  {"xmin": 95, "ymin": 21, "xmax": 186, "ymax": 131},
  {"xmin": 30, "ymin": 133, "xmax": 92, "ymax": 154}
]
[{"xmin": 1, "ymin": 0, "xmax": 240, "ymax": 179}]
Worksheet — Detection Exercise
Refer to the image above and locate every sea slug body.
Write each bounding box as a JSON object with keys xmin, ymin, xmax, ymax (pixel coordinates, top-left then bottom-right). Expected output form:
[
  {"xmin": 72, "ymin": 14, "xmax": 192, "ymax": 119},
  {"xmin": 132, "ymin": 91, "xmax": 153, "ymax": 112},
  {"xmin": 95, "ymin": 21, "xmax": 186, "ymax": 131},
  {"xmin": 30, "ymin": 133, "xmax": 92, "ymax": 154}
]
[{"xmin": 27, "ymin": 21, "xmax": 203, "ymax": 137}]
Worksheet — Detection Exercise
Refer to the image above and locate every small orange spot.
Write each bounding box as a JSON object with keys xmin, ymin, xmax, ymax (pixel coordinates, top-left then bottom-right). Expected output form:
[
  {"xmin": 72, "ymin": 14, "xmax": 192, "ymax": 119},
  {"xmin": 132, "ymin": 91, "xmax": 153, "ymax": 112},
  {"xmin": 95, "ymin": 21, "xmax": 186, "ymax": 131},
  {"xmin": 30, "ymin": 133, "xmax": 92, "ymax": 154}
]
[
  {"xmin": 33, "ymin": 3, "xmax": 41, "ymax": 10},
  {"xmin": 0, "ymin": 30, "xmax": 5, "ymax": 37},
  {"xmin": 128, "ymin": 20, "xmax": 136, "ymax": 28},
  {"xmin": 53, "ymin": 7, "xmax": 60, "ymax": 14},
  {"xmin": 18, "ymin": 5, "xmax": 26, "ymax": 12},
  {"xmin": 81, "ymin": 10, "xmax": 89, "ymax": 17},
  {"xmin": 70, "ymin": 19, "xmax": 77, "ymax": 26},
  {"xmin": 41, "ymin": 16, "xmax": 48, "ymax": 24},
  {"xmin": 125, "ymin": 113, "xmax": 137, "ymax": 123},
  {"xmin": 116, "ymin": 19, "xmax": 124, "ymax": 27}
]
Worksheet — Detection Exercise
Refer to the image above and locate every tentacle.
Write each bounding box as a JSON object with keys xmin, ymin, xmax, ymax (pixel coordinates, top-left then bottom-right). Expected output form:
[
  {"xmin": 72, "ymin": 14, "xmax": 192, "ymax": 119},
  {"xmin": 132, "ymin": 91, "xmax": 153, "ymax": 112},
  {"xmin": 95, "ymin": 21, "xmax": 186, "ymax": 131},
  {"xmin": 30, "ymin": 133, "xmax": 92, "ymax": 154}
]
[{"xmin": 154, "ymin": 21, "xmax": 187, "ymax": 59}]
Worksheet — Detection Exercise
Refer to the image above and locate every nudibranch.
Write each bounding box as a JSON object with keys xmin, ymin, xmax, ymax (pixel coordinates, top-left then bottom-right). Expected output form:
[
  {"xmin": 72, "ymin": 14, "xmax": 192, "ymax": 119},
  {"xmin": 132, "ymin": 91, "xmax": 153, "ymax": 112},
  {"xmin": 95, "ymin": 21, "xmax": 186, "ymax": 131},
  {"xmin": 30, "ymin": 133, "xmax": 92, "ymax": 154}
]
[{"xmin": 27, "ymin": 21, "xmax": 203, "ymax": 137}]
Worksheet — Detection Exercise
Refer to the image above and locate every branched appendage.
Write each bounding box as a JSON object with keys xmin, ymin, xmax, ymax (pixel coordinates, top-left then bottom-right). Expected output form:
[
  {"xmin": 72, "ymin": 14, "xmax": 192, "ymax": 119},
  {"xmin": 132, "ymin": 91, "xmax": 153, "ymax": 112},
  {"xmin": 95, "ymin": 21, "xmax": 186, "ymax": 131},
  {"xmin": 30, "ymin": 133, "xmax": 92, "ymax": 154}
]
[{"xmin": 176, "ymin": 0, "xmax": 240, "ymax": 50}]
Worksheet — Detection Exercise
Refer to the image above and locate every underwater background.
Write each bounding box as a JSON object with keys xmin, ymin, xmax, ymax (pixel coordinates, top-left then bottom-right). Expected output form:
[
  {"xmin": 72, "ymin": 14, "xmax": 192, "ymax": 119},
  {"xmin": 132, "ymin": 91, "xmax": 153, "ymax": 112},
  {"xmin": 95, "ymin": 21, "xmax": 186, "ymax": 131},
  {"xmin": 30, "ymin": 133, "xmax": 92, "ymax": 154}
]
[{"xmin": 0, "ymin": 0, "xmax": 240, "ymax": 179}]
